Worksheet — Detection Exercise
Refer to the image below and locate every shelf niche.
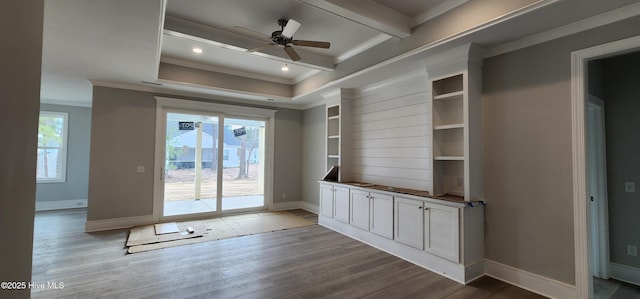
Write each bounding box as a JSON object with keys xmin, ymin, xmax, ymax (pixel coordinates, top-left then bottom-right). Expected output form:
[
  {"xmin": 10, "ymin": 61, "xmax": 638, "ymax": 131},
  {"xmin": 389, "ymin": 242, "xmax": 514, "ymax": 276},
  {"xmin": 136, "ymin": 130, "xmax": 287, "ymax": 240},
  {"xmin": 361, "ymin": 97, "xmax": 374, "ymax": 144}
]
[
  {"xmin": 427, "ymin": 44, "xmax": 484, "ymax": 202},
  {"xmin": 323, "ymin": 88, "xmax": 353, "ymax": 182}
]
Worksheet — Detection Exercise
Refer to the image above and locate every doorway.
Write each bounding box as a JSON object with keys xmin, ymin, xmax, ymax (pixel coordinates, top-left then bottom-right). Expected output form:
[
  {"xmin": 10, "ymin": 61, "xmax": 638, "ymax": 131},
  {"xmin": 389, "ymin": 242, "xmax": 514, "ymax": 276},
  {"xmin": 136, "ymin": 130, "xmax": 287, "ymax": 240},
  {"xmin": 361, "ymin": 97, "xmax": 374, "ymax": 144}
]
[
  {"xmin": 572, "ymin": 35, "xmax": 640, "ymax": 298},
  {"xmin": 154, "ymin": 97, "xmax": 276, "ymax": 221}
]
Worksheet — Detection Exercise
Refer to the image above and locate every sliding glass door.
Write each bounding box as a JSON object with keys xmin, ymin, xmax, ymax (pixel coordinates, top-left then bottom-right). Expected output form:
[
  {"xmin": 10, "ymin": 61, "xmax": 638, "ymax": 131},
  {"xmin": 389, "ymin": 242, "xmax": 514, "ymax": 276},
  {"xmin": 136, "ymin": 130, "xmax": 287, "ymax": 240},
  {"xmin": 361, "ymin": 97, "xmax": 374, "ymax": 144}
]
[
  {"xmin": 221, "ymin": 118, "xmax": 265, "ymax": 211},
  {"xmin": 163, "ymin": 112, "xmax": 219, "ymax": 216},
  {"xmin": 160, "ymin": 110, "xmax": 267, "ymax": 218}
]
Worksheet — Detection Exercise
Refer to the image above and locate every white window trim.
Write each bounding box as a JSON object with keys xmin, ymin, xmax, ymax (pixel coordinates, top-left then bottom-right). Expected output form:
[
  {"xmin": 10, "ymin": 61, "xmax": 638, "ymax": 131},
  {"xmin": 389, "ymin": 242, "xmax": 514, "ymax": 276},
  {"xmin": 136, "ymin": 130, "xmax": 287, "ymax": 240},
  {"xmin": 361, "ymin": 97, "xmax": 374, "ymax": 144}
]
[{"xmin": 37, "ymin": 111, "xmax": 69, "ymax": 183}]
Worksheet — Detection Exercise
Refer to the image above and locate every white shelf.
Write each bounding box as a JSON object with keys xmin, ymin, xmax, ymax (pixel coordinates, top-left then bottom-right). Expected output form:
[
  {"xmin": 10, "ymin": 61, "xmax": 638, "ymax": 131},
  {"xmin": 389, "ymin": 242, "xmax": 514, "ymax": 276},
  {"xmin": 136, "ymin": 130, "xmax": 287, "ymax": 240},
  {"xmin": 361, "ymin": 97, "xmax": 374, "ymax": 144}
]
[
  {"xmin": 328, "ymin": 135, "xmax": 340, "ymax": 139},
  {"xmin": 434, "ymin": 124, "xmax": 464, "ymax": 130},
  {"xmin": 328, "ymin": 155, "xmax": 340, "ymax": 159},
  {"xmin": 433, "ymin": 90, "xmax": 464, "ymax": 100},
  {"xmin": 328, "ymin": 115, "xmax": 340, "ymax": 120},
  {"xmin": 434, "ymin": 156, "xmax": 464, "ymax": 161}
]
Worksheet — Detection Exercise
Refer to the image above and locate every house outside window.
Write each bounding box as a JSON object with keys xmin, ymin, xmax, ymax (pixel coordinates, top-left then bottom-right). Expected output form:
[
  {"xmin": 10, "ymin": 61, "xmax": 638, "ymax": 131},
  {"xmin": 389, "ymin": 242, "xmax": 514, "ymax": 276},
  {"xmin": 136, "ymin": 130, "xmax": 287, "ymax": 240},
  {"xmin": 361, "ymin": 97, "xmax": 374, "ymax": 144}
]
[{"xmin": 37, "ymin": 111, "xmax": 68, "ymax": 183}]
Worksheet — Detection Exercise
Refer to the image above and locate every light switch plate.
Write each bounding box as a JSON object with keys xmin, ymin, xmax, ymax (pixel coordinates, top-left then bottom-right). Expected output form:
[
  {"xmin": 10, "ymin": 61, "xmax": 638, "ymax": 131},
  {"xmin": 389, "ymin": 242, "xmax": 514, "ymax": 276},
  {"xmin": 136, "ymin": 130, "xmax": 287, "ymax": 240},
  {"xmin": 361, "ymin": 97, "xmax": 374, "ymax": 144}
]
[
  {"xmin": 136, "ymin": 166, "xmax": 145, "ymax": 173},
  {"xmin": 624, "ymin": 182, "xmax": 635, "ymax": 193}
]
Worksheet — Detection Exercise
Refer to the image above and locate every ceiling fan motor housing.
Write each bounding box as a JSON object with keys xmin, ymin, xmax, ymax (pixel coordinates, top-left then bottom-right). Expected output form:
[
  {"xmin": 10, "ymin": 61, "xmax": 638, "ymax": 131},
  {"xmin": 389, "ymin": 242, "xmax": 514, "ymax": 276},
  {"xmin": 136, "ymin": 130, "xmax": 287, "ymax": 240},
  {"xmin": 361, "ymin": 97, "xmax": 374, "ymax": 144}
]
[{"xmin": 271, "ymin": 30, "xmax": 291, "ymax": 46}]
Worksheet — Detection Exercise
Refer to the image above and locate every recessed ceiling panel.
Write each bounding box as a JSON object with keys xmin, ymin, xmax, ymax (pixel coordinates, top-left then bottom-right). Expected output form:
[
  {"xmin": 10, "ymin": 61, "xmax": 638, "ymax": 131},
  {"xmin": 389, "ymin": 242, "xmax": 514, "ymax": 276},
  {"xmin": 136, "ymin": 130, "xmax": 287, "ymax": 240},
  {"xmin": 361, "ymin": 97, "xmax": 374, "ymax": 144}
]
[
  {"xmin": 165, "ymin": 0, "xmax": 382, "ymax": 58},
  {"xmin": 161, "ymin": 34, "xmax": 315, "ymax": 84}
]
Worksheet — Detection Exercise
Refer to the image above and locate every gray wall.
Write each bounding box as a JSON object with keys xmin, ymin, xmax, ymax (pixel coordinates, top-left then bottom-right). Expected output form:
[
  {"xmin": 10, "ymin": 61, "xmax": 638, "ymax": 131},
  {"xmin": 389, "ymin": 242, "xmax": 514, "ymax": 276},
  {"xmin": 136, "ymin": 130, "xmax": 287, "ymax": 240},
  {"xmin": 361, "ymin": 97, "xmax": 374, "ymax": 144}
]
[
  {"xmin": 0, "ymin": 1, "xmax": 43, "ymax": 297},
  {"xmin": 302, "ymin": 105, "xmax": 326, "ymax": 206},
  {"xmin": 88, "ymin": 86, "xmax": 303, "ymax": 221},
  {"xmin": 482, "ymin": 16, "xmax": 640, "ymax": 284},
  {"xmin": 602, "ymin": 52, "xmax": 640, "ymax": 269},
  {"xmin": 273, "ymin": 108, "xmax": 303, "ymax": 203},
  {"xmin": 37, "ymin": 104, "xmax": 91, "ymax": 202},
  {"xmin": 88, "ymin": 87, "xmax": 156, "ymax": 220}
]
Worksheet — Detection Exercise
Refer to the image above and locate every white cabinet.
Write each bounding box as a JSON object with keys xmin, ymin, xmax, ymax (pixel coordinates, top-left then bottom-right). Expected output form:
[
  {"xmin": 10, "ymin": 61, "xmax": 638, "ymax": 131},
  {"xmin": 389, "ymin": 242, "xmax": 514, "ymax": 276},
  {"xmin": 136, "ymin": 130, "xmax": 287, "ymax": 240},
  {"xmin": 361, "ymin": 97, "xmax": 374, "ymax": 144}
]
[
  {"xmin": 319, "ymin": 183, "xmax": 334, "ymax": 218},
  {"xmin": 350, "ymin": 189, "xmax": 370, "ymax": 231},
  {"xmin": 370, "ymin": 192, "xmax": 393, "ymax": 239},
  {"xmin": 394, "ymin": 196, "xmax": 461, "ymax": 263},
  {"xmin": 333, "ymin": 185, "xmax": 350, "ymax": 223},
  {"xmin": 319, "ymin": 182, "xmax": 349, "ymax": 223},
  {"xmin": 394, "ymin": 197, "xmax": 424, "ymax": 250},
  {"xmin": 318, "ymin": 181, "xmax": 483, "ymax": 283},
  {"xmin": 424, "ymin": 202, "xmax": 460, "ymax": 263},
  {"xmin": 350, "ymin": 189, "xmax": 393, "ymax": 236}
]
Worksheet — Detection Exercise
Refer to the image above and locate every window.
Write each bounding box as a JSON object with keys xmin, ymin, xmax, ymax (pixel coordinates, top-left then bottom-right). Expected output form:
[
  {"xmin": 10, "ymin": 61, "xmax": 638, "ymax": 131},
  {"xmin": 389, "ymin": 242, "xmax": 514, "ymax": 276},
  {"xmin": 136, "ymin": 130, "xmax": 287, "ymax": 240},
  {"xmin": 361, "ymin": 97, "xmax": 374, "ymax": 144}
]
[{"xmin": 37, "ymin": 111, "xmax": 68, "ymax": 183}]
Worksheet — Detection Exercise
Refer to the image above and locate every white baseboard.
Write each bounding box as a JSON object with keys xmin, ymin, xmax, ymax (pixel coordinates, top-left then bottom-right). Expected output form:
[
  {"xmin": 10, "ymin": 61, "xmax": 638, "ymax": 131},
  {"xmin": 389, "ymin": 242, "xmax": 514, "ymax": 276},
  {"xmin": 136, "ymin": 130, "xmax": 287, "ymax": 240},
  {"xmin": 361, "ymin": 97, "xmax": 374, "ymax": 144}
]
[
  {"xmin": 484, "ymin": 259, "xmax": 576, "ymax": 299},
  {"xmin": 85, "ymin": 215, "xmax": 154, "ymax": 232},
  {"xmin": 610, "ymin": 262, "xmax": 640, "ymax": 286},
  {"xmin": 36, "ymin": 199, "xmax": 87, "ymax": 211},
  {"xmin": 272, "ymin": 201, "xmax": 319, "ymax": 214}
]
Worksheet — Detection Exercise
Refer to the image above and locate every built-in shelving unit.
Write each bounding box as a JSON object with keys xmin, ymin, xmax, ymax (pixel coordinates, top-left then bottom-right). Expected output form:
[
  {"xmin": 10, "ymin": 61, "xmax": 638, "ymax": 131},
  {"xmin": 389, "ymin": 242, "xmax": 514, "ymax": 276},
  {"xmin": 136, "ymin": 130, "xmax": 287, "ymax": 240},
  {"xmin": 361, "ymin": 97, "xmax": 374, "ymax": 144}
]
[
  {"xmin": 324, "ymin": 89, "xmax": 352, "ymax": 182},
  {"xmin": 428, "ymin": 44, "xmax": 483, "ymax": 202}
]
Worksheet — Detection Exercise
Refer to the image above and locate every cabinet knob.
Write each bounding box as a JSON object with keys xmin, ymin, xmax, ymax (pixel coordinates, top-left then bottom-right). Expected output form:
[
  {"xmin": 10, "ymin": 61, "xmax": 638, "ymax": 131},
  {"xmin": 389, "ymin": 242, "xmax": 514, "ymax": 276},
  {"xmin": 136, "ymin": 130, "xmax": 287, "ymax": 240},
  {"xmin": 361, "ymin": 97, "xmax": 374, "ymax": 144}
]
[{"xmin": 418, "ymin": 206, "xmax": 423, "ymax": 209}]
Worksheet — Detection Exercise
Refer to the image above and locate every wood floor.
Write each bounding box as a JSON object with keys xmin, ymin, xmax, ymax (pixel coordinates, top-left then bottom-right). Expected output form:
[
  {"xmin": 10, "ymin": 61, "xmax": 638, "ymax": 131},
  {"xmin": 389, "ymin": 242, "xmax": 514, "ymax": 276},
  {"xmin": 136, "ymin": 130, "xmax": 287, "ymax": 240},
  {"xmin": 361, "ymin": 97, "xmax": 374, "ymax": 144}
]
[{"xmin": 31, "ymin": 209, "xmax": 547, "ymax": 298}]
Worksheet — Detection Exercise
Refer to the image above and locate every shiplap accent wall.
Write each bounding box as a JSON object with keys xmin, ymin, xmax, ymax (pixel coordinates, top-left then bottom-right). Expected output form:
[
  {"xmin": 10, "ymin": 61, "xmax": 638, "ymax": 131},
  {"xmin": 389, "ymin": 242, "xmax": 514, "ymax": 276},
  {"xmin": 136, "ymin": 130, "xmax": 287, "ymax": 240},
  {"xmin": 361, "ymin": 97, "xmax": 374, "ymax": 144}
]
[{"xmin": 351, "ymin": 70, "xmax": 431, "ymax": 191}]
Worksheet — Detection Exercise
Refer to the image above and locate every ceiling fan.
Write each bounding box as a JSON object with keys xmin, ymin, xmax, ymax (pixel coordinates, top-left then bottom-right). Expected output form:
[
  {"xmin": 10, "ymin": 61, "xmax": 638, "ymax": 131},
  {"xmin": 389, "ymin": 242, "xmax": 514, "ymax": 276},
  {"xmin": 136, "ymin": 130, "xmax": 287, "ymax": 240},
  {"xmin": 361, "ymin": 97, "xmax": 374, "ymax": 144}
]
[{"xmin": 234, "ymin": 18, "xmax": 330, "ymax": 61}]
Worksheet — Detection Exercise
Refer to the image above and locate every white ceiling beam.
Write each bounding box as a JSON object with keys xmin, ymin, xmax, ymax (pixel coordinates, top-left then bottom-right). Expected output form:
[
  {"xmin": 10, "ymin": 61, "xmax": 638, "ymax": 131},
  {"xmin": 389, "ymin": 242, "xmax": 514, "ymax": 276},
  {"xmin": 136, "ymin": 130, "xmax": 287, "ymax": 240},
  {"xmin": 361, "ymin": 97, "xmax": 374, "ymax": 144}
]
[
  {"xmin": 164, "ymin": 16, "xmax": 334, "ymax": 71},
  {"xmin": 299, "ymin": 0, "xmax": 411, "ymax": 38}
]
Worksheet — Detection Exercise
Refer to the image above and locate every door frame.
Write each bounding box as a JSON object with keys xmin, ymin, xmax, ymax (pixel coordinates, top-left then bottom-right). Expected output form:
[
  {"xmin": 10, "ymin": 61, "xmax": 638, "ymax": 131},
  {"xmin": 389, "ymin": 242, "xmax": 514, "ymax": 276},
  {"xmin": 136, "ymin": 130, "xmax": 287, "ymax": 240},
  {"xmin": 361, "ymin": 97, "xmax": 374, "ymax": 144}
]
[
  {"xmin": 153, "ymin": 97, "xmax": 276, "ymax": 222},
  {"xmin": 571, "ymin": 35, "xmax": 640, "ymax": 298}
]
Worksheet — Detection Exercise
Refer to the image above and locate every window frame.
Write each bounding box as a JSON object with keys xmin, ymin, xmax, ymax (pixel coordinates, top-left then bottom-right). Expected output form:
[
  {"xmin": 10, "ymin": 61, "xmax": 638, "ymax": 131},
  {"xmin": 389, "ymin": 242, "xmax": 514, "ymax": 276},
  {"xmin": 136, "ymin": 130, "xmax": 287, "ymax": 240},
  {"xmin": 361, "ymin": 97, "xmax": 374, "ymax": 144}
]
[{"xmin": 37, "ymin": 111, "xmax": 69, "ymax": 183}]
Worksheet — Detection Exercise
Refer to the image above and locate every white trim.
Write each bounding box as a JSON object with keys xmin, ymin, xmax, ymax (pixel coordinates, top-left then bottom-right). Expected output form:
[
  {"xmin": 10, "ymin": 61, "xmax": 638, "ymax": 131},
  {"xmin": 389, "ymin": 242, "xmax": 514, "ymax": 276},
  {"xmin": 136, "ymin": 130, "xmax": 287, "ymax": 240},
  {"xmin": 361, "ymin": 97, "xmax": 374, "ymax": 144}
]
[
  {"xmin": 299, "ymin": 201, "xmax": 319, "ymax": 214},
  {"xmin": 487, "ymin": 2, "xmax": 640, "ymax": 58},
  {"xmin": 610, "ymin": 263, "xmax": 640, "ymax": 286},
  {"xmin": 571, "ymin": 35, "xmax": 640, "ymax": 299},
  {"xmin": 413, "ymin": 0, "xmax": 470, "ymax": 27},
  {"xmin": 484, "ymin": 259, "xmax": 576, "ymax": 299},
  {"xmin": 271, "ymin": 201, "xmax": 319, "ymax": 214},
  {"xmin": 41, "ymin": 98, "xmax": 92, "ymax": 108},
  {"xmin": 85, "ymin": 215, "xmax": 154, "ymax": 232},
  {"xmin": 35, "ymin": 199, "xmax": 87, "ymax": 211},
  {"xmin": 335, "ymin": 33, "xmax": 392, "ymax": 64}
]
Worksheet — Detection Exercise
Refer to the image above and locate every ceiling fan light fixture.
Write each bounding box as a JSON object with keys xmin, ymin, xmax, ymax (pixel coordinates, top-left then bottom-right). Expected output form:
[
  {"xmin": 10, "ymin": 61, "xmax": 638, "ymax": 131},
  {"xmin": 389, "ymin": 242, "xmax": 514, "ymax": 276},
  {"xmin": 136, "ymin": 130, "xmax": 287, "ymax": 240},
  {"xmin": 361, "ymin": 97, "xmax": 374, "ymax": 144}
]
[
  {"xmin": 281, "ymin": 19, "xmax": 301, "ymax": 38},
  {"xmin": 281, "ymin": 64, "xmax": 289, "ymax": 72},
  {"xmin": 192, "ymin": 47, "xmax": 203, "ymax": 54}
]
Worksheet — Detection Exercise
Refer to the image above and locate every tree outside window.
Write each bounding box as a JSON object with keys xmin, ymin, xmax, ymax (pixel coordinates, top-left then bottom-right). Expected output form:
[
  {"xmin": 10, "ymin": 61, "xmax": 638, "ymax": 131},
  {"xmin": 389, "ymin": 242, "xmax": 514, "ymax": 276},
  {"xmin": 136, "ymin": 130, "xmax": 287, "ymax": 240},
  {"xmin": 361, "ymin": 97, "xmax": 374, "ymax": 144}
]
[{"xmin": 37, "ymin": 111, "xmax": 68, "ymax": 182}]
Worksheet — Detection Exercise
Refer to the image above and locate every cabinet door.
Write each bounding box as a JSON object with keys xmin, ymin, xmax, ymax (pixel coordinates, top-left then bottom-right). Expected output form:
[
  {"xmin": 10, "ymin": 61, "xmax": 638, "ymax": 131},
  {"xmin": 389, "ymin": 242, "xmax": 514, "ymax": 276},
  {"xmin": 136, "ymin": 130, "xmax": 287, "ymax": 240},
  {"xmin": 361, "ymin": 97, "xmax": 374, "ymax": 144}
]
[
  {"xmin": 319, "ymin": 184, "xmax": 334, "ymax": 218},
  {"xmin": 350, "ymin": 189, "xmax": 370, "ymax": 231},
  {"xmin": 424, "ymin": 202, "xmax": 460, "ymax": 263},
  {"xmin": 333, "ymin": 186, "xmax": 350, "ymax": 223},
  {"xmin": 370, "ymin": 192, "xmax": 393, "ymax": 239},
  {"xmin": 394, "ymin": 197, "xmax": 424, "ymax": 249}
]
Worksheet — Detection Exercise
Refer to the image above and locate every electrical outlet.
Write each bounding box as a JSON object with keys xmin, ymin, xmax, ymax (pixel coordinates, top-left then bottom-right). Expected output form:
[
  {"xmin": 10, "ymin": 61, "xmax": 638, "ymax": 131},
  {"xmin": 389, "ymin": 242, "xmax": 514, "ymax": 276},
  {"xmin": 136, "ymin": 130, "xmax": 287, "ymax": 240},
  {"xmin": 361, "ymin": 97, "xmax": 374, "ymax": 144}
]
[
  {"xmin": 624, "ymin": 182, "xmax": 635, "ymax": 193},
  {"xmin": 136, "ymin": 166, "xmax": 145, "ymax": 173},
  {"xmin": 628, "ymin": 245, "xmax": 638, "ymax": 257}
]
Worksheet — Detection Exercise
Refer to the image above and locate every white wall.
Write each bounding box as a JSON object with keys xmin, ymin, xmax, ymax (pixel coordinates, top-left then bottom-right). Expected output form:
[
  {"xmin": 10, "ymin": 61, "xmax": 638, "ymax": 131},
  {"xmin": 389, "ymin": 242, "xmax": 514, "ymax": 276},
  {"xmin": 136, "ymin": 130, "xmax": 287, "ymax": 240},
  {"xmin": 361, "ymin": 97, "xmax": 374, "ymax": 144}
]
[{"xmin": 351, "ymin": 71, "xmax": 431, "ymax": 190}]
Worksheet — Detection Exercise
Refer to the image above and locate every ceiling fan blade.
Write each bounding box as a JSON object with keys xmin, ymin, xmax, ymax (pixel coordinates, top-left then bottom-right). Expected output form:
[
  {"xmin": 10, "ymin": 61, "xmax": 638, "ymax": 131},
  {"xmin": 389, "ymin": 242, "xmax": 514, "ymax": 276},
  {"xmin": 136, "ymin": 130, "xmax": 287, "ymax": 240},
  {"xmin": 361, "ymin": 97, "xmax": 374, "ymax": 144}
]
[
  {"xmin": 284, "ymin": 45, "xmax": 301, "ymax": 61},
  {"xmin": 232, "ymin": 26, "xmax": 270, "ymax": 40},
  {"xmin": 292, "ymin": 40, "xmax": 330, "ymax": 49},
  {"xmin": 247, "ymin": 43, "xmax": 275, "ymax": 52},
  {"xmin": 281, "ymin": 19, "xmax": 301, "ymax": 38}
]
